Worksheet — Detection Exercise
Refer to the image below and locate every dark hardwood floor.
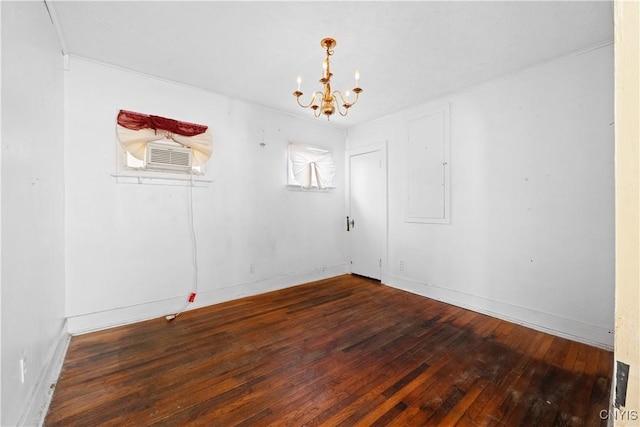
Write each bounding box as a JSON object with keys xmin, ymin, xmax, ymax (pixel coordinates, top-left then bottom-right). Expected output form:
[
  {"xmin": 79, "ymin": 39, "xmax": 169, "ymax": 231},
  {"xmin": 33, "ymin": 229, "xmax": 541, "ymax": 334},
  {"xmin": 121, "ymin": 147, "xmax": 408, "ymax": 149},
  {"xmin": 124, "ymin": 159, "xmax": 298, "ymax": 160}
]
[{"xmin": 45, "ymin": 275, "xmax": 612, "ymax": 426}]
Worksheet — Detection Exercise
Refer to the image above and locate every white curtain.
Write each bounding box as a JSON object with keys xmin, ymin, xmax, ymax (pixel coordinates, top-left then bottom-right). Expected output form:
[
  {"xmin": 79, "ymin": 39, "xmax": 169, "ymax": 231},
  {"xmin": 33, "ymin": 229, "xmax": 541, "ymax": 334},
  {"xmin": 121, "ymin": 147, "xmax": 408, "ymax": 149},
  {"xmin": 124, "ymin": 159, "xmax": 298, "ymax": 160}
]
[
  {"xmin": 289, "ymin": 143, "xmax": 336, "ymax": 189},
  {"xmin": 116, "ymin": 125, "xmax": 213, "ymax": 166}
]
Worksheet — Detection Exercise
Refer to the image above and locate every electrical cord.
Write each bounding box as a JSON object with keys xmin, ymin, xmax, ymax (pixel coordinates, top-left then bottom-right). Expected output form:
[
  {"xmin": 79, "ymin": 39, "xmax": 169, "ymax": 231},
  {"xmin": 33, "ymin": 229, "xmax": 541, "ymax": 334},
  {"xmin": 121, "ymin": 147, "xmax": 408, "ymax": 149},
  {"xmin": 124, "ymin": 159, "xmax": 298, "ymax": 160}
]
[{"xmin": 166, "ymin": 173, "xmax": 199, "ymax": 321}]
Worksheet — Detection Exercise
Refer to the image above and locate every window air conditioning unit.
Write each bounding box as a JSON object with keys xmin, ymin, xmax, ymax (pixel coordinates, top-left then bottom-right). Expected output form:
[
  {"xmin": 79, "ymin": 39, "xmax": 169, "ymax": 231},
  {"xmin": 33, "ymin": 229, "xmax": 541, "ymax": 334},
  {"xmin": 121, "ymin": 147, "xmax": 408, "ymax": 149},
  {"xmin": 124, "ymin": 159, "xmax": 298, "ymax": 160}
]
[{"xmin": 144, "ymin": 141, "xmax": 193, "ymax": 172}]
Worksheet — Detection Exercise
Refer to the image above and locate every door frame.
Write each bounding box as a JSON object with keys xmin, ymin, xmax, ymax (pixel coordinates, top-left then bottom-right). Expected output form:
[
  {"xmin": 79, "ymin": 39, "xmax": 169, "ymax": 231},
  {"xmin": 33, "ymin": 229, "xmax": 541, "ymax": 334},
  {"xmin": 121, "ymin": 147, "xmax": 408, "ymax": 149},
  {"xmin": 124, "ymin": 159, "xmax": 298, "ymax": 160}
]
[{"xmin": 345, "ymin": 141, "xmax": 389, "ymax": 283}]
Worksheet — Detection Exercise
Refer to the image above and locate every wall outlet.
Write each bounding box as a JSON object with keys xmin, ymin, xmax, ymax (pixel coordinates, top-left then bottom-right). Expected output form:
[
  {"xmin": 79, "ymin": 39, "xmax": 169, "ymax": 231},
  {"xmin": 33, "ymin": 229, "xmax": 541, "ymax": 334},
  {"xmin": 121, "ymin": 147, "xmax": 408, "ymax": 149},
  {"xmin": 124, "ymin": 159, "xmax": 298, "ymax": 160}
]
[
  {"xmin": 399, "ymin": 261, "xmax": 405, "ymax": 271},
  {"xmin": 20, "ymin": 356, "xmax": 27, "ymax": 384},
  {"xmin": 249, "ymin": 264, "xmax": 255, "ymax": 274}
]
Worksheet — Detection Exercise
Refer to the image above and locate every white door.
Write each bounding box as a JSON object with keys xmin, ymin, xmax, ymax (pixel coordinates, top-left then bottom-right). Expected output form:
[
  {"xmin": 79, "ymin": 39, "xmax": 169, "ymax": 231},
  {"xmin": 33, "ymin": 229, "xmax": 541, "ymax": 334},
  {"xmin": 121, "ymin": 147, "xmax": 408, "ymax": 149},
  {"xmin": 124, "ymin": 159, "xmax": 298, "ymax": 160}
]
[{"xmin": 348, "ymin": 145, "xmax": 385, "ymax": 280}]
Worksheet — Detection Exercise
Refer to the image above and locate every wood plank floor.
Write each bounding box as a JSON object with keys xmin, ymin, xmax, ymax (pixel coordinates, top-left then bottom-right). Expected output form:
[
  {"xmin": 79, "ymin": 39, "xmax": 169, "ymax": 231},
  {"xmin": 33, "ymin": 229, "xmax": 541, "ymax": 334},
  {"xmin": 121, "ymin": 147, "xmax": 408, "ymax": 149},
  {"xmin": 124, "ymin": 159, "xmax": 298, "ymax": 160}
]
[{"xmin": 45, "ymin": 275, "xmax": 612, "ymax": 426}]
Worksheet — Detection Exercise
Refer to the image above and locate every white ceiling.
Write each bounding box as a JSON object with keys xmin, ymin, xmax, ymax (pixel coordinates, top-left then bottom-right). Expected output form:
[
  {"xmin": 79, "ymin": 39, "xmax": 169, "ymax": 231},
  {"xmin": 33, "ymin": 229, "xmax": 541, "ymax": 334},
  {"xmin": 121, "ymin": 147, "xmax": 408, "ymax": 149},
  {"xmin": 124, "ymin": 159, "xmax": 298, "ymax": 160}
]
[{"xmin": 48, "ymin": 1, "xmax": 613, "ymax": 128}]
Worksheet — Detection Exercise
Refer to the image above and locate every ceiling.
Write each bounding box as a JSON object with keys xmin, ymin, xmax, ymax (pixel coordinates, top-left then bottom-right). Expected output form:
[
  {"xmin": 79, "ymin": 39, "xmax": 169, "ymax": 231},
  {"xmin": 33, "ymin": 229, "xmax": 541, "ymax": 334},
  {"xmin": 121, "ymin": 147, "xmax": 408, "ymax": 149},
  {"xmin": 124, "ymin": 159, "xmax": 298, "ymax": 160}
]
[{"xmin": 48, "ymin": 1, "xmax": 614, "ymax": 128}]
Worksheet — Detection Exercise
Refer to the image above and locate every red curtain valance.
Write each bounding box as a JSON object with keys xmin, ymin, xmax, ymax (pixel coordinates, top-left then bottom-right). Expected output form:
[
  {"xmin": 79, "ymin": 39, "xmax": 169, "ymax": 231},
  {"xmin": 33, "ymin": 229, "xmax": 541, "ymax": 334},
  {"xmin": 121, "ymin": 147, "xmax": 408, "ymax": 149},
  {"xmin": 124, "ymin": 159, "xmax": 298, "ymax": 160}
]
[{"xmin": 117, "ymin": 110, "xmax": 208, "ymax": 137}]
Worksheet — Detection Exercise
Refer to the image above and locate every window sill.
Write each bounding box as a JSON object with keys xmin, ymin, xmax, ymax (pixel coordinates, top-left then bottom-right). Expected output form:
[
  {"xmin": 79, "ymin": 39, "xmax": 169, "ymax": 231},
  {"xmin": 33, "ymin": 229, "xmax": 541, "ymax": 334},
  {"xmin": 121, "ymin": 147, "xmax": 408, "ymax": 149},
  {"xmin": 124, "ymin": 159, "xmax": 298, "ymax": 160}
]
[
  {"xmin": 112, "ymin": 170, "xmax": 212, "ymax": 187},
  {"xmin": 286, "ymin": 185, "xmax": 335, "ymax": 193}
]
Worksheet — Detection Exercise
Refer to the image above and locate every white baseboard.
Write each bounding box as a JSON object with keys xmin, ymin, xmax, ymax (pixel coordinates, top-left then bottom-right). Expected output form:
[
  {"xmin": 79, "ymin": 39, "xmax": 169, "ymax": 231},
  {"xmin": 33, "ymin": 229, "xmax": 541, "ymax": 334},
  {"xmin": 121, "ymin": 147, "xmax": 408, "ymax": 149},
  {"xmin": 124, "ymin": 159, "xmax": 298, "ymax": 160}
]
[
  {"xmin": 18, "ymin": 321, "xmax": 71, "ymax": 427},
  {"xmin": 386, "ymin": 274, "xmax": 614, "ymax": 350},
  {"xmin": 67, "ymin": 264, "xmax": 349, "ymax": 335}
]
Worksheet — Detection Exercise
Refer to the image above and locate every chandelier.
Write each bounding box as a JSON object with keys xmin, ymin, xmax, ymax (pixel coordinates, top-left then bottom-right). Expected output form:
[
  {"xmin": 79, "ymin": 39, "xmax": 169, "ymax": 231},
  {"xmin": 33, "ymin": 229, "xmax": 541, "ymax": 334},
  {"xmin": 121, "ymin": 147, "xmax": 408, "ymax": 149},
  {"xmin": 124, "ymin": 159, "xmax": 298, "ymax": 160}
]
[{"xmin": 293, "ymin": 38, "xmax": 362, "ymax": 118}]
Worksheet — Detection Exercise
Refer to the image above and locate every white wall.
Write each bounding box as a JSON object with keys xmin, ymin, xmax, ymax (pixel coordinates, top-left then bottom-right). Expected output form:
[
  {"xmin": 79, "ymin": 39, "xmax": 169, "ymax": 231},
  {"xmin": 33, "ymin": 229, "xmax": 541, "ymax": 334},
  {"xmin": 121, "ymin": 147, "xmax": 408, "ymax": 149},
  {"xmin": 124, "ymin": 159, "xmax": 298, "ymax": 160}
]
[
  {"xmin": 347, "ymin": 45, "xmax": 615, "ymax": 348},
  {"xmin": 64, "ymin": 57, "xmax": 348, "ymax": 333},
  {"xmin": 1, "ymin": 2, "xmax": 68, "ymax": 425}
]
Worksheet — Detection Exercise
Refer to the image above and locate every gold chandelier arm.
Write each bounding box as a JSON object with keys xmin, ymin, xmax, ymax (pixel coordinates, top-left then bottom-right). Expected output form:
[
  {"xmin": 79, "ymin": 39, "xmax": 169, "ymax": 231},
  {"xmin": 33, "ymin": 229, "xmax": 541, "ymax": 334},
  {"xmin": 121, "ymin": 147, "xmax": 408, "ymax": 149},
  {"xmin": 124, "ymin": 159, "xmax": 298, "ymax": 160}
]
[
  {"xmin": 334, "ymin": 90, "xmax": 361, "ymax": 107},
  {"xmin": 333, "ymin": 92, "xmax": 349, "ymax": 116},
  {"xmin": 333, "ymin": 90, "xmax": 347, "ymax": 106},
  {"xmin": 349, "ymin": 89, "xmax": 361, "ymax": 107},
  {"xmin": 294, "ymin": 91, "xmax": 322, "ymax": 109},
  {"xmin": 333, "ymin": 89, "xmax": 361, "ymax": 116}
]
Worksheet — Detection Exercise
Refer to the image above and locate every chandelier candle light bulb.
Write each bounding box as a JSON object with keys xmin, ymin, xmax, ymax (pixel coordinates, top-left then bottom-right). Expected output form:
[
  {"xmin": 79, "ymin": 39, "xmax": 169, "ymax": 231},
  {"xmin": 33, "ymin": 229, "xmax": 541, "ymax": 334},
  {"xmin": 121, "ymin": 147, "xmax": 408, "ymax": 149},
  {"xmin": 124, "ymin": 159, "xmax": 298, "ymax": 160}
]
[{"xmin": 293, "ymin": 37, "xmax": 363, "ymax": 118}]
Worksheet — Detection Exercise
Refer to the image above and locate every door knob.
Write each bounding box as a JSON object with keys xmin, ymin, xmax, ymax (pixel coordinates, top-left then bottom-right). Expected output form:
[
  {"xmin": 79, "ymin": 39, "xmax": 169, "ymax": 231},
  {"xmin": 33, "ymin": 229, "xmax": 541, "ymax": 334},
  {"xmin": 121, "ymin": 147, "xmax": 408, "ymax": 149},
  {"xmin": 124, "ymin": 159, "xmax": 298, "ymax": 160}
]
[{"xmin": 347, "ymin": 216, "xmax": 355, "ymax": 231}]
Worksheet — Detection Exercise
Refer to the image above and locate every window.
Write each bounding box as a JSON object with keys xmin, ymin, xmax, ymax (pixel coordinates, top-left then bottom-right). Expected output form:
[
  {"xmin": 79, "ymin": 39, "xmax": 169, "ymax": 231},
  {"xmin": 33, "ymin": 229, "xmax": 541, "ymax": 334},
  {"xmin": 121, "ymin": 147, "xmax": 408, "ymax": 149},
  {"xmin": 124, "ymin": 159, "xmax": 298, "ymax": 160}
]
[
  {"xmin": 116, "ymin": 110, "xmax": 212, "ymax": 175},
  {"xmin": 287, "ymin": 143, "xmax": 336, "ymax": 189}
]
